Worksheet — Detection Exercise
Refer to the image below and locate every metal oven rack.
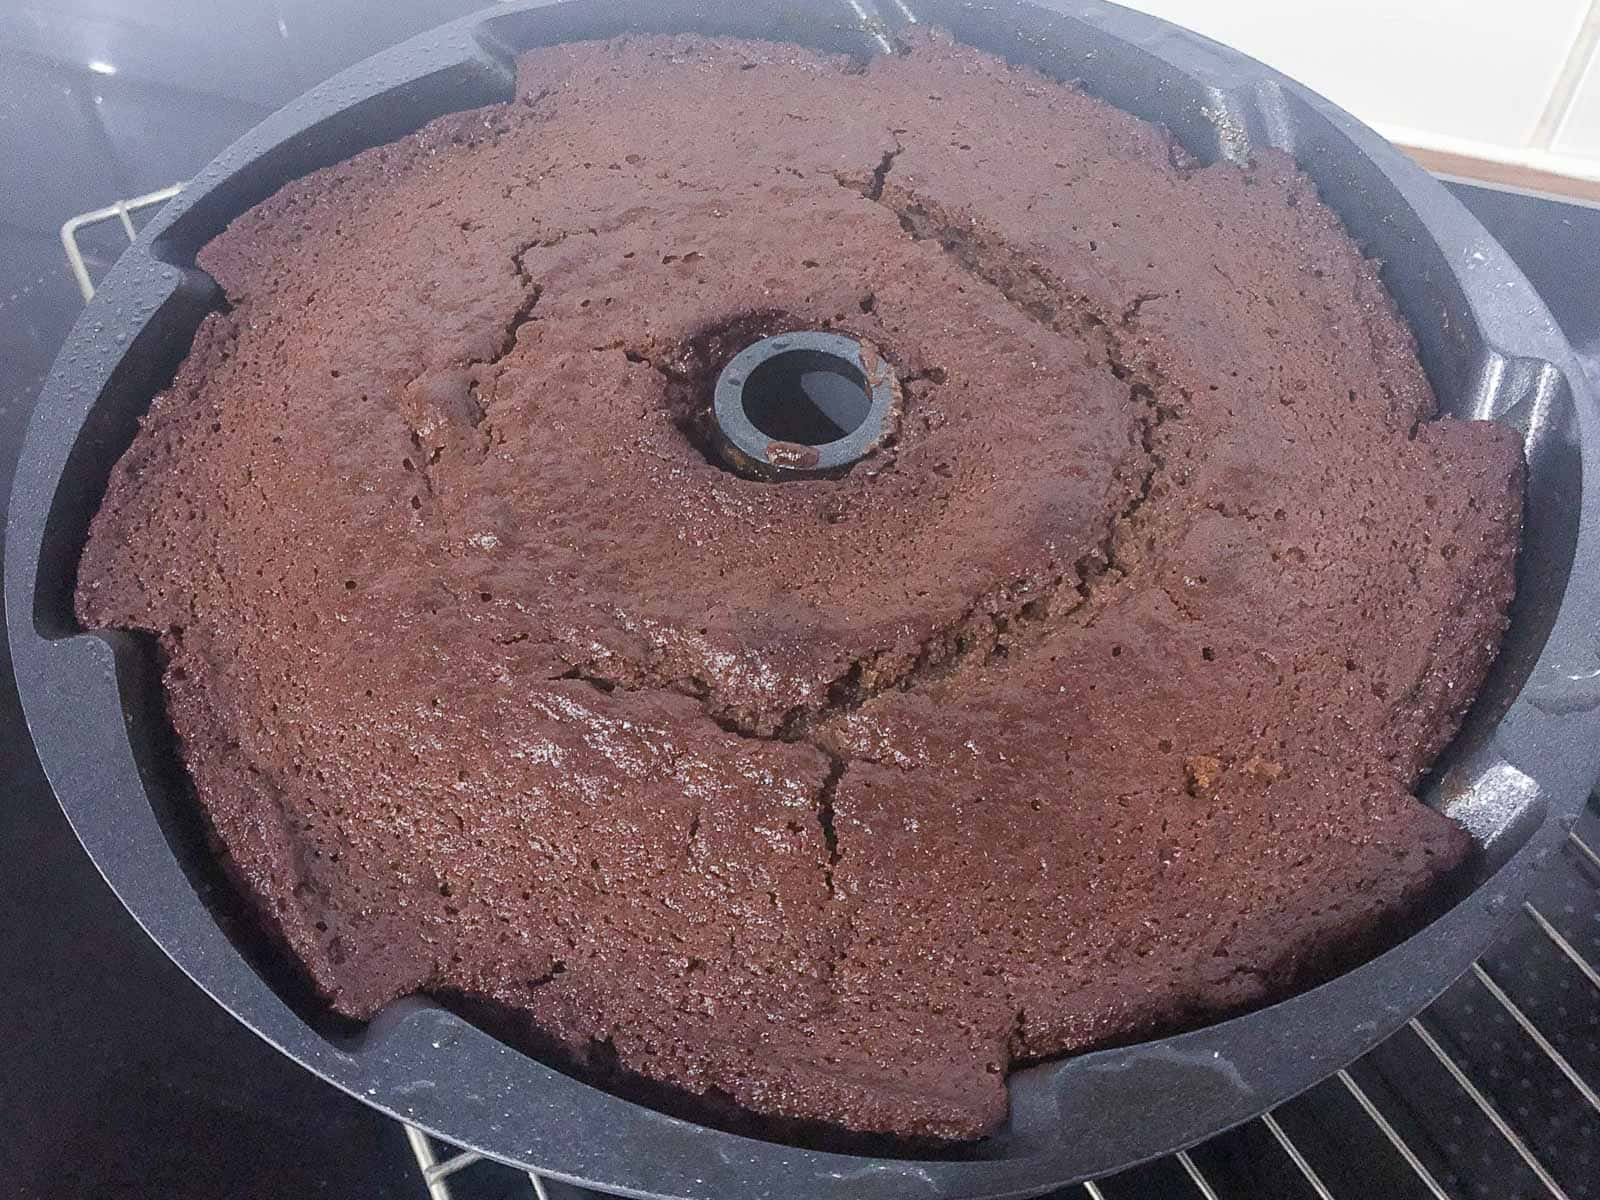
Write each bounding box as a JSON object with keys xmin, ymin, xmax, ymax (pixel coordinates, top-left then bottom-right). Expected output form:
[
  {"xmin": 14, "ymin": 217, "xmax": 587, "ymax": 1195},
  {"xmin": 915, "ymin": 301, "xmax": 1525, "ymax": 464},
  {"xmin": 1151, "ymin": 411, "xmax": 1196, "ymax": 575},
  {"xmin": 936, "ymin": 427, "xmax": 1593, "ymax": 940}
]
[
  {"xmin": 60, "ymin": 183, "xmax": 185, "ymax": 303},
  {"xmin": 62, "ymin": 194, "xmax": 1600, "ymax": 1200}
]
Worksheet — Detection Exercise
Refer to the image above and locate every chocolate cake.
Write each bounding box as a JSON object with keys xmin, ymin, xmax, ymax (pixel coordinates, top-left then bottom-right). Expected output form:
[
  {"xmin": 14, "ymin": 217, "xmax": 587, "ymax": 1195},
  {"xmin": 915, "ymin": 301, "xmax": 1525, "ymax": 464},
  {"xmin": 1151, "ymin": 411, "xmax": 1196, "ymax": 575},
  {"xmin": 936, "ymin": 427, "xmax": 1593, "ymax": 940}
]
[{"xmin": 74, "ymin": 32, "xmax": 1523, "ymax": 1141}]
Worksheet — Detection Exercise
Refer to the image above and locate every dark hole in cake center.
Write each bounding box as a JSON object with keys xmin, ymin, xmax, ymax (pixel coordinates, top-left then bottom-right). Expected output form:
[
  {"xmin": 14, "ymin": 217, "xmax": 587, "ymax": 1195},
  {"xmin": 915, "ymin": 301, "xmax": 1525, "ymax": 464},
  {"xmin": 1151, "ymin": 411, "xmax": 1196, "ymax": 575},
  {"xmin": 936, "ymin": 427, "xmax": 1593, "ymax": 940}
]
[
  {"xmin": 709, "ymin": 330, "xmax": 897, "ymax": 480},
  {"xmin": 739, "ymin": 348, "xmax": 872, "ymax": 445}
]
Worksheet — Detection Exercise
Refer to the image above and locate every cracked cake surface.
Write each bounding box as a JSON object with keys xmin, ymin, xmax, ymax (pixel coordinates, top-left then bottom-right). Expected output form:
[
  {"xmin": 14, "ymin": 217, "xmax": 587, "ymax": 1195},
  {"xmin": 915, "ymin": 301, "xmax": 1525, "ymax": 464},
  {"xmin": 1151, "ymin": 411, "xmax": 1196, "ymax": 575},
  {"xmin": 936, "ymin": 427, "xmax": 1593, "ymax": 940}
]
[{"xmin": 75, "ymin": 32, "xmax": 1523, "ymax": 1141}]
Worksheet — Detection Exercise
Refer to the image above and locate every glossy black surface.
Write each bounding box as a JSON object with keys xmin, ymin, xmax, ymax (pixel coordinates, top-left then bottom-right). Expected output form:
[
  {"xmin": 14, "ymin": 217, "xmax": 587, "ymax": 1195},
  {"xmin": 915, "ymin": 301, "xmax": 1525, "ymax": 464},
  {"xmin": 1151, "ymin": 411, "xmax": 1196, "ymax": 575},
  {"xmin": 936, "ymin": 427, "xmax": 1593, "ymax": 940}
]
[{"xmin": 2, "ymin": 2, "xmax": 1598, "ymax": 1197}]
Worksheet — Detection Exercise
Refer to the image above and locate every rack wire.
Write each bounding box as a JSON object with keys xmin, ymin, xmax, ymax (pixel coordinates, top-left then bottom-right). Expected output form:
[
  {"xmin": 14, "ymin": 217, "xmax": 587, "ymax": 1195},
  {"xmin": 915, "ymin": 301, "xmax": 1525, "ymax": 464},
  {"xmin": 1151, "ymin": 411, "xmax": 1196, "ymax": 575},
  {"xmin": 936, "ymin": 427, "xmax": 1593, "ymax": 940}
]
[
  {"xmin": 59, "ymin": 173, "xmax": 1600, "ymax": 1200},
  {"xmin": 60, "ymin": 183, "xmax": 185, "ymax": 302}
]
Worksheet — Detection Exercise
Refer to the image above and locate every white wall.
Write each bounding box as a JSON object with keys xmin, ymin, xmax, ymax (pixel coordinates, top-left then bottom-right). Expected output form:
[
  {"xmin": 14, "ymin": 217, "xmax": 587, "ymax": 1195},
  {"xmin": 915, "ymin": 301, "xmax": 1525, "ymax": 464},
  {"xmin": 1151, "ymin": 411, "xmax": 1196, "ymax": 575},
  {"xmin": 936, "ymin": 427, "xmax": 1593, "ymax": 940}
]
[{"xmin": 1119, "ymin": 0, "xmax": 1600, "ymax": 184}]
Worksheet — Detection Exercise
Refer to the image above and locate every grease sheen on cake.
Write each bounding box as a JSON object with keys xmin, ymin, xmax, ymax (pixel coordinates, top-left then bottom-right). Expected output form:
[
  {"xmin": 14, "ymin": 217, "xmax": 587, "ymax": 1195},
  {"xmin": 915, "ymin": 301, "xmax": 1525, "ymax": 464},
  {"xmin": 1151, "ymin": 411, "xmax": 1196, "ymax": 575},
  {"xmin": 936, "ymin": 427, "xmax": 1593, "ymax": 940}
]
[{"xmin": 75, "ymin": 33, "xmax": 1522, "ymax": 1141}]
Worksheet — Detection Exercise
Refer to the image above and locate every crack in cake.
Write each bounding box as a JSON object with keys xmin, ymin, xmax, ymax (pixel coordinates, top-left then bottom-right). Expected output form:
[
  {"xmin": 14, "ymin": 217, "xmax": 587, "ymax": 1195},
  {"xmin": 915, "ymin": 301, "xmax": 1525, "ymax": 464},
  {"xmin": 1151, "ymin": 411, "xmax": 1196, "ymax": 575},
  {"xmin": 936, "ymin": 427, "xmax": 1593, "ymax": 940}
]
[{"xmin": 75, "ymin": 31, "xmax": 1523, "ymax": 1141}]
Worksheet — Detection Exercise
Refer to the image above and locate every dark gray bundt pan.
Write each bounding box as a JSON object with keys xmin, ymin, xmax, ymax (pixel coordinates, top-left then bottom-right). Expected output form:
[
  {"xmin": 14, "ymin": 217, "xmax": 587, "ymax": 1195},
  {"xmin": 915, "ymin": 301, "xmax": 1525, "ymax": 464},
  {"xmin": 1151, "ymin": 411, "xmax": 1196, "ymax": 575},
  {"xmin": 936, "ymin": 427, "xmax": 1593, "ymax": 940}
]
[{"xmin": 9, "ymin": 2, "xmax": 1600, "ymax": 1196}]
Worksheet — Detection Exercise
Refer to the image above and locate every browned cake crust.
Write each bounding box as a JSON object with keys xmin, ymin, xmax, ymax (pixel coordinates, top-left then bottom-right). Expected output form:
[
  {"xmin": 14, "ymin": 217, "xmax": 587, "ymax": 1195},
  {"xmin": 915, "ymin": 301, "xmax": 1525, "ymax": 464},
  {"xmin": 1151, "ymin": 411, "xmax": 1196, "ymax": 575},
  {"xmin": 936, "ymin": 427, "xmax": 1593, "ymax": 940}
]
[{"xmin": 75, "ymin": 33, "xmax": 1522, "ymax": 1140}]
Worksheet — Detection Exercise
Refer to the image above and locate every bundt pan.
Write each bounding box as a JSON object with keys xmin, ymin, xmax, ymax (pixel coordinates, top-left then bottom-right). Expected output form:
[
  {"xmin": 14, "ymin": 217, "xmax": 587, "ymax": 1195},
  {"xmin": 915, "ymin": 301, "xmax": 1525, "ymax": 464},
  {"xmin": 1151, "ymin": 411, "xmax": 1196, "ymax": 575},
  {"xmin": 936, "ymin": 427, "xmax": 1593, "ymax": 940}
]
[{"xmin": 10, "ymin": 0, "xmax": 1600, "ymax": 1195}]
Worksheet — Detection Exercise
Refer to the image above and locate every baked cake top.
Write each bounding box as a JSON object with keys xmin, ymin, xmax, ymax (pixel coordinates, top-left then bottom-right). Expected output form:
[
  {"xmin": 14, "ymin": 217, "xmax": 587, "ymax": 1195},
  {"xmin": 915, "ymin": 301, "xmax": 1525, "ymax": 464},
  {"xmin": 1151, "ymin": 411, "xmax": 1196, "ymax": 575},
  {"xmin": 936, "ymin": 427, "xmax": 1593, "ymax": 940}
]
[{"xmin": 76, "ymin": 32, "xmax": 1521, "ymax": 1140}]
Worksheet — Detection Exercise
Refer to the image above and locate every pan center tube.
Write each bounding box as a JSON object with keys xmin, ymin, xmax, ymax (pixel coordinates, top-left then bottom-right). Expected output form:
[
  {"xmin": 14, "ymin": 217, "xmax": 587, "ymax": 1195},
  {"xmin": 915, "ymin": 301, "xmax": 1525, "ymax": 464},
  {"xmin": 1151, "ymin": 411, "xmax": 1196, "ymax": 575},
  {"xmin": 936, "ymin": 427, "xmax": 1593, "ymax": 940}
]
[{"xmin": 710, "ymin": 331, "xmax": 899, "ymax": 479}]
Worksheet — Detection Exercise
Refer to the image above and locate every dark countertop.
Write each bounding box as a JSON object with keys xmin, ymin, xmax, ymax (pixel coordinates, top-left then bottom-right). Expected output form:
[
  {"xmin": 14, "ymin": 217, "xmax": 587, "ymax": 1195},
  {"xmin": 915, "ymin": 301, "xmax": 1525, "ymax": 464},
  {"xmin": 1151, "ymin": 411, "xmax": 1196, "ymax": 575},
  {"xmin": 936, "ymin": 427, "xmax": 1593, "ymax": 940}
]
[{"xmin": 2, "ymin": 3, "xmax": 1598, "ymax": 1198}]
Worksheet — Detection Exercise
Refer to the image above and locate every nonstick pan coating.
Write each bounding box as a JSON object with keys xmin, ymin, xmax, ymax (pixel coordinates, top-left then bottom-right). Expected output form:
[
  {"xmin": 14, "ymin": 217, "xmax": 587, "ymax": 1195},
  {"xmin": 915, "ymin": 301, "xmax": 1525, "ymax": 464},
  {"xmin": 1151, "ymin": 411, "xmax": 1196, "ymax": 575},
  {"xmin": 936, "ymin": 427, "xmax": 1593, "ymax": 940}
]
[{"xmin": 9, "ymin": 2, "xmax": 1600, "ymax": 1196}]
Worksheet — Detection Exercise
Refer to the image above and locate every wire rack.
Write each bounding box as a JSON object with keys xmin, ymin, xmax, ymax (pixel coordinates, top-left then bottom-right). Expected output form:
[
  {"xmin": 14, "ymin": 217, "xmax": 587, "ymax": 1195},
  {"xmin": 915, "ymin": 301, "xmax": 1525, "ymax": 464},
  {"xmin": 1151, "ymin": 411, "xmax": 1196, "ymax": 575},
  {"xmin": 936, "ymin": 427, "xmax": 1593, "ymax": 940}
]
[
  {"xmin": 61, "ymin": 184, "xmax": 1600, "ymax": 1200},
  {"xmin": 59, "ymin": 183, "xmax": 186, "ymax": 302}
]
